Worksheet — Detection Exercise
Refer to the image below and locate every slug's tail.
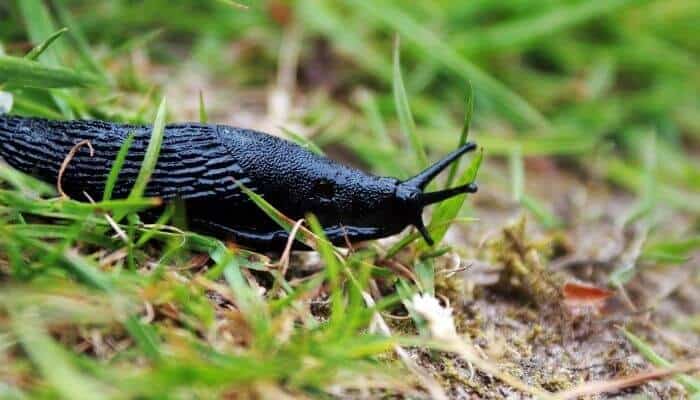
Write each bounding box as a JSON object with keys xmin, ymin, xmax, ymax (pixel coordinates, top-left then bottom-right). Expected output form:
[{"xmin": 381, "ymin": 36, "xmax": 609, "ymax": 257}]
[{"xmin": 401, "ymin": 142, "xmax": 479, "ymax": 245}]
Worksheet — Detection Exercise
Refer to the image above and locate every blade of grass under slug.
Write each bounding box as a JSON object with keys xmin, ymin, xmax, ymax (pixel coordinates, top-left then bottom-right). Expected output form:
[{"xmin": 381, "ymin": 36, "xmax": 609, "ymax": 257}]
[
  {"xmin": 24, "ymin": 28, "xmax": 68, "ymax": 61},
  {"xmin": 135, "ymin": 203, "xmax": 176, "ymax": 248},
  {"xmin": 2, "ymin": 229, "xmax": 113, "ymax": 291},
  {"xmin": 103, "ymin": 131, "xmax": 136, "ymax": 201},
  {"xmin": 445, "ymin": 84, "xmax": 474, "ymax": 188},
  {"xmin": 114, "ymin": 97, "xmax": 166, "ymax": 221},
  {"xmin": 306, "ymin": 214, "xmax": 346, "ymax": 336},
  {"xmin": 238, "ymin": 182, "xmax": 321, "ymax": 249},
  {"xmin": 222, "ymin": 252, "xmax": 272, "ymax": 342},
  {"xmin": 129, "ymin": 97, "xmax": 166, "ymax": 199},
  {"xmin": 393, "ymin": 36, "xmax": 428, "ymax": 170},
  {"xmin": 6, "ymin": 224, "xmax": 117, "ymax": 248},
  {"xmin": 0, "ymin": 162, "xmax": 55, "ymax": 196},
  {"xmin": 124, "ymin": 316, "xmax": 161, "ymax": 361},
  {"xmin": 621, "ymin": 328, "xmax": 700, "ymax": 393}
]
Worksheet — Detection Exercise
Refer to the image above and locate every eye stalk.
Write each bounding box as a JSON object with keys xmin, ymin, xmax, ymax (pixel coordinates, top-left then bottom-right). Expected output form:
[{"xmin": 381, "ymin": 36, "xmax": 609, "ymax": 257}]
[{"xmin": 398, "ymin": 142, "xmax": 479, "ymax": 246}]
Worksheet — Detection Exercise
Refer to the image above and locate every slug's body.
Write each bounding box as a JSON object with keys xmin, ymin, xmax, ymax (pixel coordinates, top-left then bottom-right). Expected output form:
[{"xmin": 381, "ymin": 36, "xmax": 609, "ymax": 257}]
[{"xmin": 0, "ymin": 115, "xmax": 477, "ymax": 251}]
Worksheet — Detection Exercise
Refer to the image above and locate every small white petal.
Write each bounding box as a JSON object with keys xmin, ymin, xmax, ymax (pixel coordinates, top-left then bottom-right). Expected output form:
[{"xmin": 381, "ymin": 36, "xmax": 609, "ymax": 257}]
[{"xmin": 0, "ymin": 91, "xmax": 12, "ymax": 114}]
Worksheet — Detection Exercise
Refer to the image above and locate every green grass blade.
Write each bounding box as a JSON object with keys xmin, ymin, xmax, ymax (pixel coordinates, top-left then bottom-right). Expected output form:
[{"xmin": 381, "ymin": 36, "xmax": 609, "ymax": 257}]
[
  {"xmin": 0, "ymin": 55, "xmax": 100, "ymax": 88},
  {"xmin": 307, "ymin": 215, "xmax": 345, "ymax": 331},
  {"xmin": 11, "ymin": 95, "xmax": 63, "ymax": 119},
  {"xmin": 52, "ymin": 0, "xmax": 107, "ymax": 78},
  {"xmin": 458, "ymin": 0, "xmax": 639, "ymax": 55},
  {"xmin": 425, "ymin": 148, "xmax": 483, "ymax": 247},
  {"xmin": 521, "ymin": 195, "xmax": 561, "ymax": 229},
  {"xmin": 17, "ymin": 0, "xmax": 67, "ymax": 66},
  {"xmin": 0, "ymin": 162, "xmax": 55, "ymax": 196},
  {"xmin": 238, "ymin": 184, "xmax": 293, "ymax": 232},
  {"xmin": 60, "ymin": 246, "xmax": 113, "ymax": 291},
  {"xmin": 509, "ymin": 147, "xmax": 525, "ymax": 202},
  {"xmin": 103, "ymin": 131, "xmax": 136, "ymax": 201},
  {"xmin": 110, "ymin": 29, "xmax": 163, "ymax": 57},
  {"xmin": 216, "ymin": 0, "xmax": 250, "ymax": 9},
  {"xmin": 509, "ymin": 148, "xmax": 561, "ymax": 228},
  {"xmin": 17, "ymin": 0, "xmax": 74, "ymax": 118},
  {"xmin": 124, "ymin": 316, "xmax": 161, "ymax": 361},
  {"xmin": 296, "ymin": 0, "xmax": 392, "ymax": 82},
  {"xmin": 127, "ymin": 97, "xmax": 166, "ymax": 201},
  {"xmin": 414, "ymin": 259, "xmax": 435, "ymax": 295},
  {"xmin": 355, "ymin": 89, "xmax": 392, "ymax": 146},
  {"xmin": 11, "ymin": 310, "xmax": 109, "ymax": 400},
  {"xmin": 620, "ymin": 131, "xmax": 658, "ymax": 226},
  {"xmin": 445, "ymin": 85, "xmax": 474, "ymax": 188},
  {"xmin": 24, "ymin": 27, "xmax": 68, "ymax": 61},
  {"xmin": 643, "ymin": 236, "xmax": 700, "ymax": 264},
  {"xmin": 238, "ymin": 182, "xmax": 317, "ymax": 247},
  {"xmin": 393, "ymin": 36, "xmax": 428, "ymax": 169},
  {"xmin": 282, "ymin": 127, "xmax": 325, "ymax": 156},
  {"xmin": 606, "ymin": 159, "xmax": 700, "ymax": 214},
  {"xmin": 221, "ymin": 253, "xmax": 272, "ymax": 341},
  {"xmin": 622, "ymin": 328, "xmax": 700, "ymax": 393},
  {"xmin": 345, "ymin": 0, "xmax": 548, "ymax": 128},
  {"xmin": 199, "ymin": 90, "xmax": 208, "ymax": 123}
]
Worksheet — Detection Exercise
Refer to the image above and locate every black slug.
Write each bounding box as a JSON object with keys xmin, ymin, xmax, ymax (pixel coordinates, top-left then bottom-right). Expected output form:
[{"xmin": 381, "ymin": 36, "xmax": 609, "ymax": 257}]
[{"xmin": 0, "ymin": 115, "xmax": 477, "ymax": 250}]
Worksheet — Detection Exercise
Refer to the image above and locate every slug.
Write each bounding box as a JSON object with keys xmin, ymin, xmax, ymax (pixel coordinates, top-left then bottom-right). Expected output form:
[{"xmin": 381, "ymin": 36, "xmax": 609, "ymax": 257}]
[{"xmin": 0, "ymin": 115, "xmax": 478, "ymax": 250}]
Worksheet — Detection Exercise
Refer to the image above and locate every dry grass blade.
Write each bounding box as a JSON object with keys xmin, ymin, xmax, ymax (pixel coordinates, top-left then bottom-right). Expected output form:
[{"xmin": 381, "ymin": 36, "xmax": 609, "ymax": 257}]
[
  {"xmin": 362, "ymin": 289, "xmax": 448, "ymax": 400},
  {"xmin": 57, "ymin": 139, "xmax": 94, "ymax": 199},
  {"xmin": 277, "ymin": 218, "xmax": 305, "ymax": 275},
  {"xmin": 555, "ymin": 358, "xmax": 700, "ymax": 399}
]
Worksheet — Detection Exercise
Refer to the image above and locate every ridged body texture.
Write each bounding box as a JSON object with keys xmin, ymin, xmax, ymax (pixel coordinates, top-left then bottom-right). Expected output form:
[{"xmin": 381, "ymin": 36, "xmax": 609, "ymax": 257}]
[{"xmin": 0, "ymin": 115, "xmax": 478, "ymax": 251}]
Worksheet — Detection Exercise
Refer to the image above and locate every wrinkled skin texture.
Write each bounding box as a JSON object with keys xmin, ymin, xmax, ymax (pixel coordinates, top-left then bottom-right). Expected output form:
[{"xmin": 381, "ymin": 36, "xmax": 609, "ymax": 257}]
[{"xmin": 0, "ymin": 116, "xmax": 430, "ymax": 250}]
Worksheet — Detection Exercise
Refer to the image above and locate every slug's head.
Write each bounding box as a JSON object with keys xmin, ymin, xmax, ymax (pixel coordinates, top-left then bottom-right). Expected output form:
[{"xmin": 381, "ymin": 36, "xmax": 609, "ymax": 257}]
[
  {"xmin": 393, "ymin": 142, "xmax": 479, "ymax": 246},
  {"xmin": 297, "ymin": 141, "xmax": 478, "ymax": 247}
]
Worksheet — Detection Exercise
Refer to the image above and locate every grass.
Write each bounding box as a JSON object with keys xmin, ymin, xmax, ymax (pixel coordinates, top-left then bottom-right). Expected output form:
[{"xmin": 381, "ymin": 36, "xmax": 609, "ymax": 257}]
[{"xmin": 0, "ymin": 0, "xmax": 699, "ymax": 398}]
